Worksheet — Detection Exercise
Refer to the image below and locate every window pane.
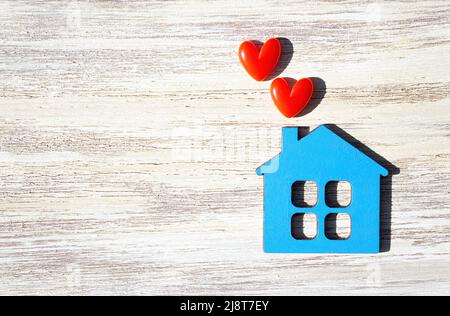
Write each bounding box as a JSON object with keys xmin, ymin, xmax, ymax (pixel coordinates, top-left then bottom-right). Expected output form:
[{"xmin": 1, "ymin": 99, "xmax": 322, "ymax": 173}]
[
  {"xmin": 325, "ymin": 213, "xmax": 352, "ymax": 240},
  {"xmin": 291, "ymin": 213, "xmax": 318, "ymax": 240},
  {"xmin": 292, "ymin": 181, "xmax": 318, "ymax": 208},
  {"xmin": 325, "ymin": 181, "xmax": 352, "ymax": 208}
]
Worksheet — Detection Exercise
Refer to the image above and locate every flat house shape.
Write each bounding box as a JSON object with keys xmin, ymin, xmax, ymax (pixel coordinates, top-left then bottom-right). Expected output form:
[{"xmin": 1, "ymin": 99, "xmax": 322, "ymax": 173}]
[{"xmin": 256, "ymin": 125, "xmax": 388, "ymax": 253}]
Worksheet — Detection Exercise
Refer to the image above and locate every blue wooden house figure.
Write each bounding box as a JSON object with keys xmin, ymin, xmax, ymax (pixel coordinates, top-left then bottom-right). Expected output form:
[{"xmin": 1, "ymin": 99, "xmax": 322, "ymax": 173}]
[{"xmin": 256, "ymin": 125, "xmax": 388, "ymax": 254}]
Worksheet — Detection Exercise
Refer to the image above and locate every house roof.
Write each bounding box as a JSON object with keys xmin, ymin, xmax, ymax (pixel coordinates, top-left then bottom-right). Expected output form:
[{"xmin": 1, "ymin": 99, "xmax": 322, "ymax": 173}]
[{"xmin": 256, "ymin": 125, "xmax": 389, "ymax": 176}]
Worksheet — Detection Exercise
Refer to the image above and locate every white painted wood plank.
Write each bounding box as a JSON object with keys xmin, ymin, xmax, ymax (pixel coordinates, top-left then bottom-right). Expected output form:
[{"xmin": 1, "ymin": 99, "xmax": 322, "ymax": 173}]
[{"xmin": 0, "ymin": 0, "xmax": 449, "ymax": 295}]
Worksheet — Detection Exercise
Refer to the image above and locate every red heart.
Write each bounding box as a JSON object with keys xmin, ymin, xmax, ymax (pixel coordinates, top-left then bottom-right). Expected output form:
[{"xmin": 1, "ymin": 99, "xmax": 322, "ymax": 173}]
[
  {"xmin": 238, "ymin": 38, "xmax": 281, "ymax": 81},
  {"xmin": 270, "ymin": 78, "xmax": 314, "ymax": 118}
]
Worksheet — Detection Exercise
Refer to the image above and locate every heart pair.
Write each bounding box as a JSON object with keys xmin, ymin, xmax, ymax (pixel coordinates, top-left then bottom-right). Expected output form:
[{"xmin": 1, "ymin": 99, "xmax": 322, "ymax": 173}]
[{"xmin": 238, "ymin": 38, "xmax": 314, "ymax": 118}]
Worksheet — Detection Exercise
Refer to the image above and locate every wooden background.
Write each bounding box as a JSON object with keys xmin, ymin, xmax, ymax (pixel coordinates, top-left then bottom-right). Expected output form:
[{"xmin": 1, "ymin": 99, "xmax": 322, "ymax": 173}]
[{"xmin": 0, "ymin": 0, "xmax": 449, "ymax": 295}]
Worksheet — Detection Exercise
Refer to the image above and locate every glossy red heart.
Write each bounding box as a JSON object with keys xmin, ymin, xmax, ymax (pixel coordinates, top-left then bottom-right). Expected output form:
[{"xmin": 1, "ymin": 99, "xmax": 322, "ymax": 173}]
[
  {"xmin": 238, "ymin": 38, "xmax": 281, "ymax": 81},
  {"xmin": 270, "ymin": 78, "xmax": 314, "ymax": 118}
]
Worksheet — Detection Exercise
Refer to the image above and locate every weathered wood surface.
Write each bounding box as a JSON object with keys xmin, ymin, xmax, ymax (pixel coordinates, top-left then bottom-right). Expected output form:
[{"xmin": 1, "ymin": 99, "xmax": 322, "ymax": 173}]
[{"xmin": 0, "ymin": 0, "xmax": 449, "ymax": 295}]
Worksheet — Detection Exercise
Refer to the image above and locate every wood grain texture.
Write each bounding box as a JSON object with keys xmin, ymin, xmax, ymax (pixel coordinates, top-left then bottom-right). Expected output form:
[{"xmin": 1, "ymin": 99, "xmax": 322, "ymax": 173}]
[{"xmin": 0, "ymin": 0, "xmax": 449, "ymax": 295}]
